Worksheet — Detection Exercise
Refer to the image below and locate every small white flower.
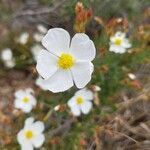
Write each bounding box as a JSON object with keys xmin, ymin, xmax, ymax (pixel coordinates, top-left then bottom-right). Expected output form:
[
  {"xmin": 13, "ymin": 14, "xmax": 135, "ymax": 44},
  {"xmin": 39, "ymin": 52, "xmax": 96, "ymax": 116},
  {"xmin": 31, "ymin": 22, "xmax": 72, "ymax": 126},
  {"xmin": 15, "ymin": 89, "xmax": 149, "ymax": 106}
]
[
  {"xmin": 36, "ymin": 28, "xmax": 96, "ymax": 93},
  {"xmin": 54, "ymin": 105, "xmax": 61, "ymax": 111},
  {"xmin": 1, "ymin": 48, "xmax": 15, "ymax": 68},
  {"xmin": 92, "ymin": 85, "xmax": 101, "ymax": 92},
  {"xmin": 17, "ymin": 32, "xmax": 29, "ymax": 45},
  {"xmin": 67, "ymin": 88, "xmax": 94, "ymax": 116},
  {"xmin": 35, "ymin": 76, "xmax": 48, "ymax": 90},
  {"xmin": 33, "ymin": 33, "xmax": 44, "ymax": 42},
  {"xmin": 17, "ymin": 117, "xmax": 45, "ymax": 150},
  {"xmin": 1, "ymin": 48, "xmax": 12, "ymax": 61},
  {"xmin": 5, "ymin": 60, "xmax": 15, "ymax": 68},
  {"xmin": 37, "ymin": 24, "xmax": 48, "ymax": 34},
  {"xmin": 109, "ymin": 31, "xmax": 131, "ymax": 53},
  {"xmin": 128, "ymin": 73, "xmax": 136, "ymax": 80},
  {"xmin": 30, "ymin": 44, "xmax": 43, "ymax": 61},
  {"xmin": 14, "ymin": 88, "xmax": 37, "ymax": 113}
]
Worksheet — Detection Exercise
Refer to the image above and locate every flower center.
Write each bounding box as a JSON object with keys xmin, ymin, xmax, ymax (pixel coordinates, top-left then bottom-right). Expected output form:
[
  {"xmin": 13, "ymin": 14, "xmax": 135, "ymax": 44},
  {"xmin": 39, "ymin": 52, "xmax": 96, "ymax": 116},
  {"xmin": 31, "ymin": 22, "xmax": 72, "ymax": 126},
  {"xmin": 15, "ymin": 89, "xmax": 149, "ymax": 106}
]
[
  {"xmin": 57, "ymin": 53, "xmax": 74, "ymax": 69},
  {"xmin": 76, "ymin": 96, "xmax": 84, "ymax": 105},
  {"xmin": 114, "ymin": 38, "xmax": 122, "ymax": 45},
  {"xmin": 22, "ymin": 97, "xmax": 29, "ymax": 103},
  {"xmin": 25, "ymin": 130, "xmax": 33, "ymax": 139}
]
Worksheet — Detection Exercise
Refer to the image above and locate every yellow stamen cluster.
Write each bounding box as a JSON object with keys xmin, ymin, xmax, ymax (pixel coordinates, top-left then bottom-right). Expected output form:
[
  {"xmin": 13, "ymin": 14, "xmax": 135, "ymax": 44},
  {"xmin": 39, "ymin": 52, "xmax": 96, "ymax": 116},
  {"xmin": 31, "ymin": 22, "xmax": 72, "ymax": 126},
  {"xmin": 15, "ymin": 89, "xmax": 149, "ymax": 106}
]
[
  {"xmin": 76, "ymin": 96, "xmax": 84, "ymax": 105},
  {"xmin": 57, "ymin": 53, "xmax": 74, "ymax": 69},
  {"xmin": 25, "ymin": 130, "xmax": 33, "ymax": 139},
  {"xmin": 22, "ymin": 97, "xmax": 29, "ymax": 103},
  {"xmin": 114, "ymin": 38, "xmax": 122, "ymax": 45}
]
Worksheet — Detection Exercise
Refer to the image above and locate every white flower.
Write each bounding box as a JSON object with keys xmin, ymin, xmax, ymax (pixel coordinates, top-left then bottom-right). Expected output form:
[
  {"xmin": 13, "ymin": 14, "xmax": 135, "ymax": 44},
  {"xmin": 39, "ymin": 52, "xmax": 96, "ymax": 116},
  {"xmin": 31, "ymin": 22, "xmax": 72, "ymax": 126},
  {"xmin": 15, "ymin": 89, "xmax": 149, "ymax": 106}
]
[
  {"xmin": 36, "ymin": 28, "xmax": 96, "ymax": 93},
  {"xmin": 35, "ymin": 76, "xmax": 48, "ymax": 90},
  {"xmin": 33, "ymin": 33, "xmax": 44, "ymax": 42},
  {"xmin": 17, "ymin": 32, "xmax": 29, "ymax": 45},
  {"xmin": 92, "ymin": 85, "xmax": 101, "ymax": 92},
  {"xmin": 128, "ymin": 73, "xmax": 136, "ymax": 80},
  {"xmin": 4, "ymin": 60, "xmax": 15, "ymax": 68},
  {"xmin": 67, "ymin": 88, "xmax": 94, "ymax": 116},
  {"xmin": 30, "ymin": 44, "xmax": 43, "ymax": 61},
  {"xmin": 14, "ymin": 88, "xmax": 37, "ymax": 113},
  {"xmin": 54, "ymin": 105, "xmax": 61, "ymax": 111},
  {"xmin": 37, "ymin": 24, "xmax": 48, "ymax": 34},
  {"xmin": 17, "ymin": 117, "xmax": 45, "ymax": 150},
  {"xmin": 1, "ymin": 48, "xmax": 15, "ymax": 68},
  {"xmin": 109, "ymin": 31, "xmax": 131, "ymax": 53}
]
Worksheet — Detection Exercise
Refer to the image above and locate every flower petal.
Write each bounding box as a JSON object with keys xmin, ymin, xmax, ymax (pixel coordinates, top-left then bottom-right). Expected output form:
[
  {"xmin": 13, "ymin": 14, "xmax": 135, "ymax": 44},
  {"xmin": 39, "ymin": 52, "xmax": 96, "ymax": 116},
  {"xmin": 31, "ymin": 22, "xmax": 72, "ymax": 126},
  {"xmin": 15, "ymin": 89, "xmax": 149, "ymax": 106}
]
[
  {"xmin": 31, "ymin": 121, "xmax": 45, "ymax": 133},
  {"xmin": 75, "ymin": 88, "xmax": 94, "ymax": 100},
  {"xmin": 71, "ymin": 61, "xmax": 93, "ymax": 89},
  {"xmin": 80, "ymin": 101, "xmax": 92, "ymax": 114},
  {"xmin": 122, "ymin": 39, "xmax": 131, "ymax": 48},
  {"xmin": 17, "ymin": 129, "xmax": 26, "ymax": 145},
  {"xmin": 28, "ymin": 95, "xmax": 37, "ymax": 106},
  {"xmin": 35, "ymin": 76, "xmax": 49, "ymax": 90},
  {"xmin": 70, "ymin": 33, "xmax": 96, "ymax": 61},
  {"xmin": 67, "ymin": 96, "xmax": 76, "ymax": 107},
  {"xmin": 21, "ymin": 142, "xmax": 33, "ymax": 150},
  {"xmin": 36, "ymin": 50, "xmax": 58, "ymax": 79},
  {"xmin": 25, "ymin": 117, "xmax": 35, "ymax": 128},
  {"xmin": 14, "ymin": 90, "xmax": 25, "ymax": 99},
  {"xmin": 42, "ymin": 28, "xmax": 70, "ymax": 56},
  {"xmin": 42, "ymin": 69, "xmax": 73, "ymax": 93},
  {"xmin": 109, "ymin": 45, "xmax": 126, "ymax": 53},
  {"xmin": 70, "ymin": 106, "xmax": 81, "ymax": 116},
  {"xmin": 22, "ymin": 104, "xmax": 33, "ymax": 113},
  {"xmin": 32, "ymin": 134, "xmax": 45, "ymax": 148}
]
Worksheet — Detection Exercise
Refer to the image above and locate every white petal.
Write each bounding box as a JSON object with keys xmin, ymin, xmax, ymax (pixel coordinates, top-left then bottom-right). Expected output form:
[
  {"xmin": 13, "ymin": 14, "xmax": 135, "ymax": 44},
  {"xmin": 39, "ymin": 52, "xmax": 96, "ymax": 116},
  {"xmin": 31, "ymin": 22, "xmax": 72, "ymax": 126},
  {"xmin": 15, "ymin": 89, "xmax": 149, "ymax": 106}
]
[
  {"xmin": 70, "ymin": 33, "xmax": 96, "ymax": 61},
  {"xmin": 28, "ymin": 95, "xmax": 37, "ymax": 106},
  {"xmin": 71, "ymin": 61, "xmax": 93, "ymax": 89},
  {"xmin": 15, "ymin": 90, "xmax": 25, "ymax": 99},
  {"xmin": 42, "ymin": 28, "xmax": 70, "ymax": 56},
  {"xmin": 25, "ymin": 117, "xmax": 35, "ymax": 128},
  {"xmin": 21, "ymin": 104, "xmax": 33, "ymax": 113},
  {"xmin": 21, "ymin": 142, "xmax": 33, "ymax": 150},
  {"xmin": 35, "ymin": 77, "xmax": 49, "ymax": 90},
  {"xmin": 5, "ymin": 59, "xmax": 15, "ymax": 68},
  {"xmin": 1, "ymin": 48, "xmax": 13, "ymax": 61},
  {"xmin": 70, "ymin": 106, "xmax": 81, "ymax": 116},
  {"xmin": 31, "ymin": 121, "xmax": 45, "ymax": 133},
  {"xmin": 80, "ymin": 101, "xmax": 92, "ymax": 114},
  {"xmin": 75, "ymin": 88, "xmax": 94, "ymax": 100},
  {"xmin": 36, "ymin": 50, "xmax": 58, "ymax": 79},
  {"xmin": 25, "ymin": 88, "xmax": 34, "ymax": 95},
  {"xmin": 17, "ymin": 129, "xmax": 26, "ymax": 145},
  {"xmin": 67, "ymin": 96, "xmax": 76, "ymax": 107},
  {"xmin": 32, "ymin": 134, "xmax": 45, "ymax": 148},
  {"xmin": 109, "ymin": 45, "xmax": 126, "ymax": 53},
  {"xmin": 42, "ymin": 69, "xmax": 73, "ymax": 93},
  {"xmin": 122, "ymin": 39, "xmax": 132, "ymax": 48},
  {"xmin": 14, "ymin": 99, "xmax": 23, "ymax": 109}
]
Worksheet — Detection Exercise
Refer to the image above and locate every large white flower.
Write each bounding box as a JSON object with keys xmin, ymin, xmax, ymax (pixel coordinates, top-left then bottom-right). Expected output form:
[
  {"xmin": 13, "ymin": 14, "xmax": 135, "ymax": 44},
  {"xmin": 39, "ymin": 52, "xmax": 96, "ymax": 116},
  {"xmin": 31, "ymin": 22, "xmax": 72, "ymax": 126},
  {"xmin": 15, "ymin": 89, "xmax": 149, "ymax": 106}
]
[
  {"xmin": 109, "ymin": 31, "xmax": 131, "ymax": 53},
  {"xmin": 17, "ymin": 117, "xmax": 45, "ymax": 150},
  {"xmin": 14, "ymin": 88, "xmax": 37, "ymax": 113},
  {"xmin": 67, "ymin": 88, "xmax": 94, "ymax": 116},
  {"xmin": 36, "ymin": 28, "xmax": 96, "ymax": 93},
  {"xmin": 1, "ymin": 48, "xmax": 15, "ymax": 68}
]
